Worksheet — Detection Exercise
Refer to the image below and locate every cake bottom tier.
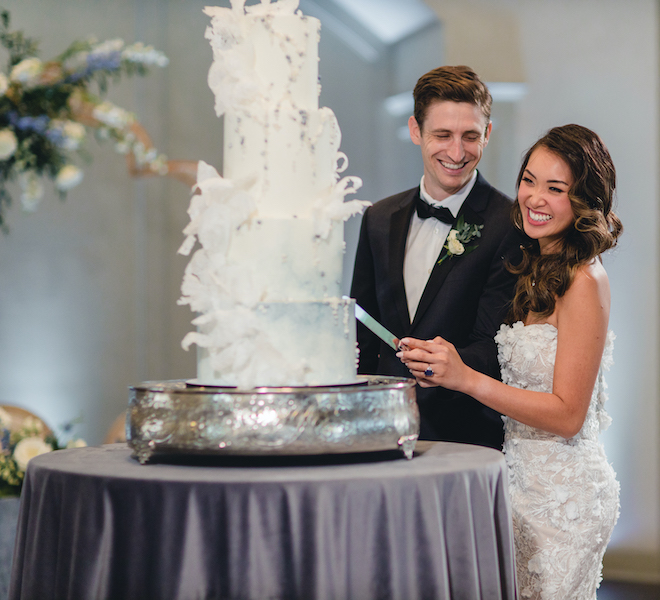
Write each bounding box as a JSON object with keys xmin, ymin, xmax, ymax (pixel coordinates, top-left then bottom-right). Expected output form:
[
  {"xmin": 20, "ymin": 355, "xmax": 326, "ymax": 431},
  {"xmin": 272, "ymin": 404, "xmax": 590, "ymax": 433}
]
[{"xmin": 195, "ymin": 298, "xmax": 358, "ymax": 388}]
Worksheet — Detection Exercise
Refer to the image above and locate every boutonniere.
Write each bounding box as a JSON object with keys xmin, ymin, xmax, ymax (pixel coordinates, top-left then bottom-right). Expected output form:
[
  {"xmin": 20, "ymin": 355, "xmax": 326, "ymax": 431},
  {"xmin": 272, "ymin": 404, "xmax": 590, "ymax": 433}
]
[{"xmin": 438, "ymin": 215, "xmax": 484, "ymax": 265}]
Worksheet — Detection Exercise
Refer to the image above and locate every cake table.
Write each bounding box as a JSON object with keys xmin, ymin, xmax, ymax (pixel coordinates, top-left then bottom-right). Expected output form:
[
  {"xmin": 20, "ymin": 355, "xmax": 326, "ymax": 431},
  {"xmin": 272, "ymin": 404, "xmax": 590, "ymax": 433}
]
[{"xmin": 9, "ymin": 442, "xmax": 516, "ymax": 600}]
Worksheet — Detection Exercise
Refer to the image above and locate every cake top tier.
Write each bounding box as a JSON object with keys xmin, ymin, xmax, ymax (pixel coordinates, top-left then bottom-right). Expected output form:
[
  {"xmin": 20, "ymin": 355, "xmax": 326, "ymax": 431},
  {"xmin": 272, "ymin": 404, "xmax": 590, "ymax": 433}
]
[{"xmin": 204, "ymin": 1, "xmax": 320, "ymax": 115}]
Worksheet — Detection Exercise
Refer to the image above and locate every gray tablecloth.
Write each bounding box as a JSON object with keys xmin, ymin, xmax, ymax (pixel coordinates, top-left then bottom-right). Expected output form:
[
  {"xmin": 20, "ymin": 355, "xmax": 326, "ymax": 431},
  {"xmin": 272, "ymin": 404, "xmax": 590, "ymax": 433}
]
[
  {"xmin": 0, "ymin": 498, "xmax": 20, "ymax": 600},
  {"xmin": 10, "ymin": 442, "xmax": 515, "ymax": 600}
]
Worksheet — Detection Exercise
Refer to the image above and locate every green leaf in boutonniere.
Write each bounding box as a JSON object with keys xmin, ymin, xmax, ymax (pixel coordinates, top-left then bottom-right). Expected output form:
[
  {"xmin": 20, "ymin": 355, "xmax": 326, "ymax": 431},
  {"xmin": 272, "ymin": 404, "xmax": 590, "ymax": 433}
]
[{"xmin": 437, "ymin": 215, "xmax": 484, "ymax": 266}]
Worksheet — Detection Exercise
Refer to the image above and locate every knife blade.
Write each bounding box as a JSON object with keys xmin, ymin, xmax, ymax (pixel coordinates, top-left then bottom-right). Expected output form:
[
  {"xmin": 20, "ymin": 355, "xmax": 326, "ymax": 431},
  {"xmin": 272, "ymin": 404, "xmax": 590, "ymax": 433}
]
[{"xmin": 354, "ymin": 303, "xmax": 398, "ymax": 350}]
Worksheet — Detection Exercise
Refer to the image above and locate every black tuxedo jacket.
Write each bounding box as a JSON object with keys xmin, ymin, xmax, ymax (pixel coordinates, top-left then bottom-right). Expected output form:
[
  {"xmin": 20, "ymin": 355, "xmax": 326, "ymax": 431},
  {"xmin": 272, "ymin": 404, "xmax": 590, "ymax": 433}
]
[{"xmin": 351, "ymin": 173, "xmax": 523, "ymax": 449}]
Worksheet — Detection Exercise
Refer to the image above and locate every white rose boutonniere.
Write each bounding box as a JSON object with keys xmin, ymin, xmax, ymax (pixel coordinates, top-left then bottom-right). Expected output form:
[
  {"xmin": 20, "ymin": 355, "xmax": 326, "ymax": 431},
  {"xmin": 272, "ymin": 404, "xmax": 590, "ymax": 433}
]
[
  {"xmin": 446, "ymin": 230, "xmax": 465, "ymax": 256},
  {"xmin": 438, "ymin": 215, "xmax": 484, "ymax": 266}
]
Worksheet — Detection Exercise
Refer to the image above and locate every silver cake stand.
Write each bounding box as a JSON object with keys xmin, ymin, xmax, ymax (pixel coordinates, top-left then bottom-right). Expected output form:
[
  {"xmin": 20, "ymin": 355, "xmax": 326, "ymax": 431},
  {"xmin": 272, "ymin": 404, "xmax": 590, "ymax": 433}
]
[{"xmin": 127, "ymin": 376, "xmax": 419, "ymax": 464}]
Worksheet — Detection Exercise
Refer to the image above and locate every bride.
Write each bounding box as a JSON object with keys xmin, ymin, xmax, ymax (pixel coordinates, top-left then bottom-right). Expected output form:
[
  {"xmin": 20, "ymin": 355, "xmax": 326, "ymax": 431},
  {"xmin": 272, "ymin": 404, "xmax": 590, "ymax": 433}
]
[{"xmin": 397, "ymin": 124, "xmax": 622, "ymax": 599}]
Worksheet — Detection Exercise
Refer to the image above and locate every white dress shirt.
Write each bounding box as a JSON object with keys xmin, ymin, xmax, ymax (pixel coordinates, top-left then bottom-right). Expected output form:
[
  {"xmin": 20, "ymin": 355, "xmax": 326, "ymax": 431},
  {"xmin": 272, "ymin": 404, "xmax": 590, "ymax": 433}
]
[{"xmin": 403, "ymin": 171, "xmax": 478, "ymax": 320}]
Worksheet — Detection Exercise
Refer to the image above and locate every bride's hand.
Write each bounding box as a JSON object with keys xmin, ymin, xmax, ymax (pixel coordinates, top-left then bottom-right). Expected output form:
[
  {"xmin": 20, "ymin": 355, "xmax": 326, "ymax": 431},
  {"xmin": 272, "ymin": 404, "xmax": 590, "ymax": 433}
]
[{"xmin": 396, "ymin": 336, "xmax": 468, "ymax": 391}]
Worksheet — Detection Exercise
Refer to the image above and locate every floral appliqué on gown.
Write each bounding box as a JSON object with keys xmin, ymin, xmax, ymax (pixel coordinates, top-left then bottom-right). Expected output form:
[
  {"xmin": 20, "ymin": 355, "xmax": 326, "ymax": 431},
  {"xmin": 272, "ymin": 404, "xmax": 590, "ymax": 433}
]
[{"xmin": 495, "ymin": 322, "xmax": 620, "ymax": 600}]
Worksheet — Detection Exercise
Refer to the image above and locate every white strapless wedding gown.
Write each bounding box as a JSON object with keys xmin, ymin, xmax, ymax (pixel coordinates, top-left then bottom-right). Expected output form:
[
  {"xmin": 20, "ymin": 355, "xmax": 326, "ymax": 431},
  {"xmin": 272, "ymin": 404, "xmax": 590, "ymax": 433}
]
[{"xmin": 495, "ymin": 322, "xmax": 620, "ymax": 600}]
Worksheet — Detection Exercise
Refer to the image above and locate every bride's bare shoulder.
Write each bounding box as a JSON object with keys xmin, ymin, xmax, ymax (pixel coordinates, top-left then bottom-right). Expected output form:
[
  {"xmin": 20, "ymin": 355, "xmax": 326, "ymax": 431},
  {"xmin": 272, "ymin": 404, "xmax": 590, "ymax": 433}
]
[
  {"xmin": 560, "ymin": 260, "xmax": 610, "ymax": 316},
  {"xmin": 575, "ymin": 259, "xmax": 609, "ymax": 291}
]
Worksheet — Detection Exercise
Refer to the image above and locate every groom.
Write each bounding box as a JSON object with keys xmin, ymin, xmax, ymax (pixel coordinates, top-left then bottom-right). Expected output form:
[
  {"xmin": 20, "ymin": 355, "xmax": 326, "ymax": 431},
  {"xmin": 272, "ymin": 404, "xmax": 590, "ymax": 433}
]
[{"xmin": 351, "ymin": 65, "xmax": 522, "ymax": 449}]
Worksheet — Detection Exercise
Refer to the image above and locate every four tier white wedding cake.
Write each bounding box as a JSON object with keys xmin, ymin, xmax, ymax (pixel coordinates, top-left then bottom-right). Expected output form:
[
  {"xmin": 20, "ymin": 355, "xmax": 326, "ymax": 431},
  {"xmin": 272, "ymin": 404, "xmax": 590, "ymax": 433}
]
[{"xmin": 177, "ymin": 0, "xmax": 369, "ymax": 388}]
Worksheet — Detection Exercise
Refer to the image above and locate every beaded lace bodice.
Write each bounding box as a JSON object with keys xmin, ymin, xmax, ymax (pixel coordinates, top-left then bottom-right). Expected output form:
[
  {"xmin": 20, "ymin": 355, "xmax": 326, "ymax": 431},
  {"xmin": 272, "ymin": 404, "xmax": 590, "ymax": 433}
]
[
  {"xmin": 494, "ymin": 321, "xmax": 619, "ymax": 600},
  {"xmin": 495, "ymin": 321, "xmax": 614, "ymax": 444}
]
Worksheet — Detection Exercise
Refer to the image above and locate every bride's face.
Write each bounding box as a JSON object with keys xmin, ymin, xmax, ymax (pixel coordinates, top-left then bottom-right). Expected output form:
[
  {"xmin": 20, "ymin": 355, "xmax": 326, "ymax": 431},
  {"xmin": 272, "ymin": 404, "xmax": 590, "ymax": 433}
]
[{"xmin": 517, "ymin": 147, "xmax": 575, "ymax": 254}]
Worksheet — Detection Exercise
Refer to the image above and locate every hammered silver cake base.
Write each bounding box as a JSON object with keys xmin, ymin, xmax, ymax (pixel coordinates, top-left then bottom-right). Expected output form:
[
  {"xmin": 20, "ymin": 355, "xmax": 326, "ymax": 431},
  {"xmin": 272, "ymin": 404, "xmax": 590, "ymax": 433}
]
[{"xmin": 127, "ymin": 376, "xmax": 419, "ymax": 464}]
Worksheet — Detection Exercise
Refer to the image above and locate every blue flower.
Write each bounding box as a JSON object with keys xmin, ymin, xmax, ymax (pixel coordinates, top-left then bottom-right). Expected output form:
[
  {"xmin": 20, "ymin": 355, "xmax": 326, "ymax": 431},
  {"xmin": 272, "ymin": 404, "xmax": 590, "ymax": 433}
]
[
  {"xmin": 13, "ymin": 114, "xmax": 49, "ymax": 134},
  {"xmin": 64, "ymin": 70, "xmax": 86, "ymax": 83},
  {"xmin": 0, "ymin": 429, "xmax": 9, "ymax": 452},
  {"xmin": 65, "ymin": 51, "xmax": 123, "ymax": 83},
  {"xmin": 45, "ymin": 128, "xmax": 65, "ymax": 145},
  {"xmin": 86, "ymin": 51, "xmax": 122, "ymax": 72}
]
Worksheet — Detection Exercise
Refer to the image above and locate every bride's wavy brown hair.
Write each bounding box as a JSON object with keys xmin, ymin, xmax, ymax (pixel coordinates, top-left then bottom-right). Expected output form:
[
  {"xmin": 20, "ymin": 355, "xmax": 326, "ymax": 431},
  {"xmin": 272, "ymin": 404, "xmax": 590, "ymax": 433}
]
[{"xmin": 507, "ymin": 124, "xmax": 623, "ymax": 323}]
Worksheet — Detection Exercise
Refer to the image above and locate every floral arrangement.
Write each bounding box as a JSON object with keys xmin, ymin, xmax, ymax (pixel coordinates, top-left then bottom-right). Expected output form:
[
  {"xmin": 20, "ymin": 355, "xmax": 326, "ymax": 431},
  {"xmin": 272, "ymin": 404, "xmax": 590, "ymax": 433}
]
[
  {"xmin": 437, "ymin": 215, "xmax": 484, "ymax": 265},
  {"xmin": 0, "ymin": 10, "xmax": 169, "ymax": 229},
  {"xmin": 0, "ymin": 406, "xmax": 85, "ymax": 497}
]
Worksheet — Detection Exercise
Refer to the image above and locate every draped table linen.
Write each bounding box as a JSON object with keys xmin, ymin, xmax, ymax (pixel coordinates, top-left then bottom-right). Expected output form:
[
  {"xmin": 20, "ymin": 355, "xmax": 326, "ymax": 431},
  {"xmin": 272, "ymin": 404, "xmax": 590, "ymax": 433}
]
[
  {"xmin": 0, "ymin": 498, "xmax": 20, "ymax": 600},
  {"xmin": 10, "ymin": 441, "xmax": 515, "ymax": 600}
]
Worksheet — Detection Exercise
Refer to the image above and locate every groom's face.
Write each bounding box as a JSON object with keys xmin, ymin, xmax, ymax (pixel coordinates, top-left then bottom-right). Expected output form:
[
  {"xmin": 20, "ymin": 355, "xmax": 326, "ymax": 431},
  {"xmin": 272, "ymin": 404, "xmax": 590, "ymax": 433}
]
[{"xmin": 408, "ymin": 100, "xmax": 491, "ymax": 202}]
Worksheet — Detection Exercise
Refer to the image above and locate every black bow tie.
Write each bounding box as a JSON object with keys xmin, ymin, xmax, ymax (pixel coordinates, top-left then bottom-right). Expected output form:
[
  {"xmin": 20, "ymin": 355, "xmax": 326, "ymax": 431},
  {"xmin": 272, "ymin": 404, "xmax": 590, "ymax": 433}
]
[{"xmin": 416, "ymin": 197, "xmax": 455, "ymax": 224}]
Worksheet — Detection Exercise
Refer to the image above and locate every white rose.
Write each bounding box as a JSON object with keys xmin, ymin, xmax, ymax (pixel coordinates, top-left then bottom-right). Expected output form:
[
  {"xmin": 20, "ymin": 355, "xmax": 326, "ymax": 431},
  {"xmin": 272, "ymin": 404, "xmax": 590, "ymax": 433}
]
[
  {"xmin": 9, "ymin": 57, "xmax": 44, "ymax": 86},
  {"xmin": 66, "ymin": 438, "xmax": 87, "ymax": 448},
  {"xmin": 114, "ymin": 140, "xmax": 131, "ymax": 154},
  {"xmin": 447, "ymin": 233, "xmax": 465, "ymax": 256},
  {"xmin": 19, "ymin": 171, "xmax": 44, "ymax": 212},
  {"xmin": 55, "ymin": 165, "xmax": 84, "ymax": 191},
  {"xmin": 49, "ymin": 120, "xmax": 86, "ymax": 150},
  {"xmin": 63, "ymin": 121, "xmax": 86, "ymax": 146},
  {"xmin": 0, "ymin": 73, "xmax": 9, "ymax": 96},
  {"xmin": 122, "ymin": 43, "xmax": 169, "ymax": 67},
  {"xmin": 13, "ymin": 436, "xmax": 52, "ymax": 471},
  {"xmin": 0, "ymin": 128, "xmax": 17, "ymax": 160},
  {"xmin": 90, "ymin": 38, "xmax": 125, "ymax": 56},
  {"xmin": 92, "ymin": 101, "xmax": 134, "ymax": 129}
]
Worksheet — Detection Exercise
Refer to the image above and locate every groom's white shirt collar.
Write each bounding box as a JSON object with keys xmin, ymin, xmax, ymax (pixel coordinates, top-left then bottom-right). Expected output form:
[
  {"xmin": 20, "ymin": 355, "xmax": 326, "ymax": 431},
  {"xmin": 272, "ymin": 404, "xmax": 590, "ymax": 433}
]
[{"xmin": 419, "ymin": 170, "xmax": 477, "ymax": 213}]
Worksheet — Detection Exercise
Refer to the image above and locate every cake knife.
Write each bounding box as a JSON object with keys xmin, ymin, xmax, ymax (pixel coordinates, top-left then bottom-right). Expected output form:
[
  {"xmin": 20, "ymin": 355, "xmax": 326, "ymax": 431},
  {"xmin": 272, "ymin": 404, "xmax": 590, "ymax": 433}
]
[{"xmin": 354, "ymin": 303, "xmax": 398, "ymax": 350}]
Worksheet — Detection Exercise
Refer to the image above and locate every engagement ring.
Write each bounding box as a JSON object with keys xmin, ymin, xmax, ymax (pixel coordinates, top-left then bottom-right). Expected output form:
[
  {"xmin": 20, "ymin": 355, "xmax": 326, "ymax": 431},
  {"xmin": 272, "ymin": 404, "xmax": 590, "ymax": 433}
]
[{"xmin": 424, "ymin": 366, "xmax": 434, "ymax": 377}]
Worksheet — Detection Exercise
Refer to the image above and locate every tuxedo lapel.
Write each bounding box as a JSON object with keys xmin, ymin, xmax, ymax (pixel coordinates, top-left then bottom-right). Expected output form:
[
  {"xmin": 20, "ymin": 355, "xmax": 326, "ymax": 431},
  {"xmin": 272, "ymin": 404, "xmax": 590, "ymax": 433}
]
[
  {"xmin": 410, "ymin": 174, "xmax": 489, "ymax": 330},
  {"xmin": 410, "ymin": 239, "xmax": 455, "ymax": 330},
  {"xmin": 388, "ymin": 190, "xmax": 417, "ymax": 331}
]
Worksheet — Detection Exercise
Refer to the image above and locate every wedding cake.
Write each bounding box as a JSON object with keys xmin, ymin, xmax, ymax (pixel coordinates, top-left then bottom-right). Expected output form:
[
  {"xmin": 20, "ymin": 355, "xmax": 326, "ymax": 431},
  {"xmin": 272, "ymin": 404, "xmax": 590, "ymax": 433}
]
[{"xmin": 177, "ymin": 0, "xmax": 369, "ymax": 389}]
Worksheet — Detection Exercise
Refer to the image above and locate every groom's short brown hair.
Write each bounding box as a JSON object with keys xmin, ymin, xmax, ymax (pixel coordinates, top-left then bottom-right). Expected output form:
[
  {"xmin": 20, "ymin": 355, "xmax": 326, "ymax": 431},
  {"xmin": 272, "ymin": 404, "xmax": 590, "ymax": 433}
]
[{"xmin": 413, "ymin": 65, "xmax": 492, "ymax": 131}]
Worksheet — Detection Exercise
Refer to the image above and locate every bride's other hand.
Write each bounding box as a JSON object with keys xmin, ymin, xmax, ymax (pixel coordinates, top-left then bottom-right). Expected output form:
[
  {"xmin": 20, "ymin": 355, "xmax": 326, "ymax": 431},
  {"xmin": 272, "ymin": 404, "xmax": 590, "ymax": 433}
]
[{"xmin": 396, "ymin": 336, "xmax": 470, "ymax": 391}]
